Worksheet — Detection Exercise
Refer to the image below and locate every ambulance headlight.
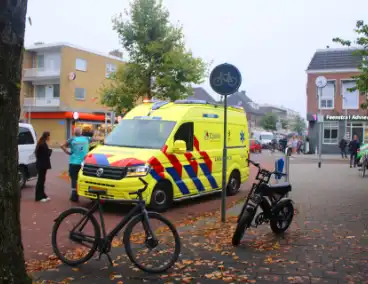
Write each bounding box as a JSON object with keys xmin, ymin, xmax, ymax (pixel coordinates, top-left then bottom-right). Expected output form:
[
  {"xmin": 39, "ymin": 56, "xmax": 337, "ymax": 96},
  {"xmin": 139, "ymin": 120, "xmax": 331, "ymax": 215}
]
[
  {"xmin": 81, "ymin": 161, "xmax": 84, "ymax": 170},
  {"xmin": 126, "ymin": 165, "xmax": 151, "ymax": 177}
]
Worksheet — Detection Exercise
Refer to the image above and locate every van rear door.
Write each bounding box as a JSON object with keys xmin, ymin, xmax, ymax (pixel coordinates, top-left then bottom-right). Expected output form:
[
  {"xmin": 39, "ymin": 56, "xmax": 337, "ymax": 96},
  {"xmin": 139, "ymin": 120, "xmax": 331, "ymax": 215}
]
[{"xmin": 18, "ymin": 126, "xmax": 36, "ymax": 166}]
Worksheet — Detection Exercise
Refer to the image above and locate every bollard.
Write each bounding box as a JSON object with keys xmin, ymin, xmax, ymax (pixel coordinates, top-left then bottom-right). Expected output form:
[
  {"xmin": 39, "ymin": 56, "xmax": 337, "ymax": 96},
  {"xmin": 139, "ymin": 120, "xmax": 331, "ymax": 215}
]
[
  {"xmin": 274, "ymin": 158, "xmax": 284, "ymax": 184},
  {"xmin": 284, "ymin": 147, "xmax": 291, "ymax": 183}
]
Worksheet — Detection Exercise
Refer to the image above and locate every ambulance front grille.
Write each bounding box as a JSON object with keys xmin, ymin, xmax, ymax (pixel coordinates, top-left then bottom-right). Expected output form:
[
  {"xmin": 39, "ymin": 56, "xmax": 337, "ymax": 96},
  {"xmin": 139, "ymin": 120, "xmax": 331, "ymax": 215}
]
[{"xmin": 83, "ymin": 164, "xmax": 127, "ymax": 180}]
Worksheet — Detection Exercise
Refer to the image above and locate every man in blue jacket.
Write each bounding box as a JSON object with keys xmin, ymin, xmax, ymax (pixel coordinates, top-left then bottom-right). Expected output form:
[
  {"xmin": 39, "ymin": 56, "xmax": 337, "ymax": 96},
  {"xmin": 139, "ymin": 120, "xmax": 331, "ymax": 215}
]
[{"xmin": 60, "ymin": 127, "xmax": 102, "ymax": 202}]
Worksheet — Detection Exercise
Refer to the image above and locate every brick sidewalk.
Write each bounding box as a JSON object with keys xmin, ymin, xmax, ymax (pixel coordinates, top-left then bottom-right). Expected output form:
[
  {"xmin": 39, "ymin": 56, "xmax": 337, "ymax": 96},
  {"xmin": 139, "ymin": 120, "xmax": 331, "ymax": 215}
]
[{"xmin": 31, "ymin": 163, "xmax": 368, "ymax": 283}]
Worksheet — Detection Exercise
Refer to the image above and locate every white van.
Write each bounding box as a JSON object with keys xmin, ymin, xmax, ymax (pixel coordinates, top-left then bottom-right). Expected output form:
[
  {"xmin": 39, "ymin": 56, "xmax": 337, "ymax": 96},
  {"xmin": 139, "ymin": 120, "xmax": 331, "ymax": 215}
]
[
  {"xmin": 252, "ymin": 131, "xmax": 274, "ymax": 148},
  {"xmin": 18, "ymin": 123, "xmax": 38, "ymax": 188}
]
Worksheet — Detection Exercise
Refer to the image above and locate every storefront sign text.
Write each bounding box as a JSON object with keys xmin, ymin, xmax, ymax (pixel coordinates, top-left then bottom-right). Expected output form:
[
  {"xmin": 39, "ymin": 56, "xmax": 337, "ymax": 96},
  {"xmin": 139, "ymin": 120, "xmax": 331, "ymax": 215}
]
[{"xmin": 324, "ymin": 115, "xmax": 368, "ymax": 121}]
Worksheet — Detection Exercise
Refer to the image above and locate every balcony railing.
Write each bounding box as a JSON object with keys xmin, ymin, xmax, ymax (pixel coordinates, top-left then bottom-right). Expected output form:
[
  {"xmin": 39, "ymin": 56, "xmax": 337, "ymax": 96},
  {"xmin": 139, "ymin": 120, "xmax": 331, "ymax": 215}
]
[
  {"xmin": 23, "ymin": 68, "xmax": 60, "ymax": 81},
  {"xmin": 23, "ymin": 97, "xmax": 60, "ymax": 107}
]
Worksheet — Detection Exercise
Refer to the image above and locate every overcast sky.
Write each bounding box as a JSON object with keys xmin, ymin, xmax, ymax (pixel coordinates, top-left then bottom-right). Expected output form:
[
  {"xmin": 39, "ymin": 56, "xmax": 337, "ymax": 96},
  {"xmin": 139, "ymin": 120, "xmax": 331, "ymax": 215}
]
[{"xmin": 25, "ymin": 0, "xmax": 367, "ymax": 117}]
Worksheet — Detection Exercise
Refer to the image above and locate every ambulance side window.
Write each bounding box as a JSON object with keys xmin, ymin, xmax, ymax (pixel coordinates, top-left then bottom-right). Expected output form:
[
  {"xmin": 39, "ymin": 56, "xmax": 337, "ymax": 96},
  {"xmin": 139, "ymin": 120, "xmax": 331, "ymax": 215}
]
[{"xmin": 174, "ymin": 122, "xmax": 193, "ymax": 151}]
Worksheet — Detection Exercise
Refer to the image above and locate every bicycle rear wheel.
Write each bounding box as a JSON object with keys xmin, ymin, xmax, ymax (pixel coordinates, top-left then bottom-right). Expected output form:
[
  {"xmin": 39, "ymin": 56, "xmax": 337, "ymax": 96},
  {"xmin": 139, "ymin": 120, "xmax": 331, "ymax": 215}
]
[
  {"xmin": 124, "ymin": 211, "xmax": 181, "ymax": 273},
  {"xmin": 52, "ymin": 207, "xmax": 100, "ymax": 266}
]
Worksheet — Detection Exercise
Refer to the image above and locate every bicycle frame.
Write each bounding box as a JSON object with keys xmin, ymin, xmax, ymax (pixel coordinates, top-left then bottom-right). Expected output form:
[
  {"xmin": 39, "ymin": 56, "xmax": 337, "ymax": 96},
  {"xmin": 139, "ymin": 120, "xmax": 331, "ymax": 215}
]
[
  {"xmin": 240, "ymin": 162, "xmax": 290, "ymax": 223},
  {"xmin": 70, "ymin": 195, "xmax": 155, "ymax": 247}
]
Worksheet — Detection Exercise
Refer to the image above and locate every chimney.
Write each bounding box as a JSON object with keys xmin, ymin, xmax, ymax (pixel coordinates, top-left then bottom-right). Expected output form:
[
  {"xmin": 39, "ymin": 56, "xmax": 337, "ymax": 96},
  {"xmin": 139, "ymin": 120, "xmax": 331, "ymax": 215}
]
[{"xmin": 109, "ymin": 49, "xmax": 123, "ymax": 59}]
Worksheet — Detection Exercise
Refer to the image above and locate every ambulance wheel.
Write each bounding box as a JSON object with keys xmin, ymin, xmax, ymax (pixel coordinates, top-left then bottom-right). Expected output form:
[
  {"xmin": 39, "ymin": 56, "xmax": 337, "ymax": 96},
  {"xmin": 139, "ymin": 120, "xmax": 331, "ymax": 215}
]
[
  {"xmin": 226, "ymin": 170, "xmax": 241, "ymax": 196},
  {"xmin": 149, "ymin": 181, "xmax": 173, "ymax": 213}
]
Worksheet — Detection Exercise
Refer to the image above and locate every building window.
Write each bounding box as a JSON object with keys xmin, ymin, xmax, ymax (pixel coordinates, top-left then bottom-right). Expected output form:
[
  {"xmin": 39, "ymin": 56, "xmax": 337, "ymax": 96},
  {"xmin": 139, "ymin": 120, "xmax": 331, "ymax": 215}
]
[
  {"xmin": 35, "ymin": 85, "xmax": 45, "ymax": 98},
  {"xmin": 323, "ymin": 122, "xmax": 339, "ymax": 144},
  {"xmin": 106, "ymin": 63, "xmax": 117, "ymax": 78},
  {"xmin": 36, "ymin": 55, "xmax": 44, "ymax": 68},
  {"xmin": 53, "ymin": 84, "xmax": 60, "ymax": 98},
  {"xmin": 76, "ymin": 58, "xmax": 87, "ymax": 71},
  {"xmin": 341, "ymin": 80, "xmax": 359, "ymax": 109},
  {"xmin": 75, "ymin": 88, "xmax": 86, "ymax": 100},
  {"xmin": 318, "ymin": 81, "xmax": 335, "ymax": 109}
]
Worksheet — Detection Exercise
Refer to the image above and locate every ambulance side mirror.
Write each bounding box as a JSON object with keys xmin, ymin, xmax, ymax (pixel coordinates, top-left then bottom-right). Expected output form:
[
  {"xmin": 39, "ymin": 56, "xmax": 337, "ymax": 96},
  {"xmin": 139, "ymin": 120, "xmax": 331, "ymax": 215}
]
[{"xmin": 173, "ymin": 140, "xmax": 187, "ymax": 154}]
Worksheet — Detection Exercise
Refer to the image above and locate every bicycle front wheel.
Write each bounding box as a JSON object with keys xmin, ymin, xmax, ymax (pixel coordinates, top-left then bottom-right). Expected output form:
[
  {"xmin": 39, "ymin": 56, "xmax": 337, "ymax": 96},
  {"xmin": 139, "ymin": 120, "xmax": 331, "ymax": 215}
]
[
  {"xmin": 232, "ymin": 209, "xmax": 254, "ymax": 246},
  {"xmin": 52, "ymin": 207, "xmax": 100, "ymax": 266},
  {"xmin": 124, "ymin": 212, "xmax": 181, "ymax": 273}
]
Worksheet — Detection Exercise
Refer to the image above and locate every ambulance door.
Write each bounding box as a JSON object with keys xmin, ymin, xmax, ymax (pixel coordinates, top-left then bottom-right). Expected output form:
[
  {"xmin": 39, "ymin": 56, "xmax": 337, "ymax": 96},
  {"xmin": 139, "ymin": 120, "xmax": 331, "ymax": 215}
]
[{"xmin": 172, "ymin": 122, "xmax": 203, "ymax": 195}]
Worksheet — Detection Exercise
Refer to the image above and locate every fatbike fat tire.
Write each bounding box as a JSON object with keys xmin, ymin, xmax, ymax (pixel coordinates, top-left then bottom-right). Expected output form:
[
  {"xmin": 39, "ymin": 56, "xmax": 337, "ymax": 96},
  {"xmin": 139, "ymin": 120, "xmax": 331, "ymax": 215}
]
[
  {"xmin": 123, "ymin": 211, "xmax": 181, "ymax": 273},
  {"xmin": 232, "ymin": 210, "xmax": 253, "ymax": 246},
  {"xmin": 52, "ymin": 207, "xmax": 100, "ymax": 266}
]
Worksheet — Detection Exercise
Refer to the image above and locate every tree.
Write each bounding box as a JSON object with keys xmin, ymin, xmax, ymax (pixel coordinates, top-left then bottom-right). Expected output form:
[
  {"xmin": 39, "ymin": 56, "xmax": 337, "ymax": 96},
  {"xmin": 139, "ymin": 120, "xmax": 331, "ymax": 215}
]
[
  {"xmin": 290, "ymin": 115, "xmax": 306, "ymax": 134},
  {"xmin": 0, "ymin": 1, "xmax": 32, "ymax": 283},
  {"xmin": 261, "ymin": 113, "xmax": 277, "ymax": 131},
  {"xmin": 101, "ymin": 0, "xmax": 207, "ymax": 113},
  {"xmin": 333, "ymin": 20, "xmax": 368, "ymax": 109}
]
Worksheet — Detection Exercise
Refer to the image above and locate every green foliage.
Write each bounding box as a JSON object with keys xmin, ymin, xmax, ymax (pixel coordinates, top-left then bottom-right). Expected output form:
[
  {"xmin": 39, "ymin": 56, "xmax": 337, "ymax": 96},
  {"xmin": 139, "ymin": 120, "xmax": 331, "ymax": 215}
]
[
  {"xmin": 280, "ymin": 118, "xmax": 288, "ymax": 129},
  {"xmin": 290, "ymin": 115, "xmax": 306, "ymax": 134},
  {"xmin": 333, "ymin": 20, "xmax": 368, "ymax": 109},
  {"xmin": 261, "ymin": 113, "xmax": 277, "ymax": 131},
  {"xmin": 101, "ymin": 0, "xmax": 207, "ymax": 113}
]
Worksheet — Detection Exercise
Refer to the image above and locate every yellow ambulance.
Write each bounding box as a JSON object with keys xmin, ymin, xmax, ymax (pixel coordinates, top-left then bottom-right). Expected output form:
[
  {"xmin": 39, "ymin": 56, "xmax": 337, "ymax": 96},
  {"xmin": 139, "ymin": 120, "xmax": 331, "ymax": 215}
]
[{"xmin": 77, "ymin": 99, "xmax": 250, "ymax": 211}]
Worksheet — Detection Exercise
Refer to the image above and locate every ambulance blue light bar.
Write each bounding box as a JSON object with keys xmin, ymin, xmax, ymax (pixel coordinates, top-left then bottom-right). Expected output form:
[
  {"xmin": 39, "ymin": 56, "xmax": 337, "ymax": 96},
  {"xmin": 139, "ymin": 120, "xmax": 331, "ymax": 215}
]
[
  {"xmin": 151, "ymin": 101, "xmax": 169, "ymax": 110},
  {"xmin": 134, "ymin": 116, "xmax": 162, "ymax": 120},
  {"xmin": 174, "ymin": 99, "xmax": 208, "ymax": 105}
]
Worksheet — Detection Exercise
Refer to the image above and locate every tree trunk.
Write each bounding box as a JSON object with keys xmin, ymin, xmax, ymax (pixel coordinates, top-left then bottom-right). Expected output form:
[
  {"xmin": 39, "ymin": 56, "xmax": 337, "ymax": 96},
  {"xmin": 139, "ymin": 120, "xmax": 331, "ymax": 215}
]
[{"xmin": 0, "ymin": 1, "xmax": 31, "ymax": 284}]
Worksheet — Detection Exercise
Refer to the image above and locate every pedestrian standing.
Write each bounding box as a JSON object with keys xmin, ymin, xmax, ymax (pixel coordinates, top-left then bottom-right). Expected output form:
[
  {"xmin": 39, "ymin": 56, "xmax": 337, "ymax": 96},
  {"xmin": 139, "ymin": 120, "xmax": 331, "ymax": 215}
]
[
  {"xmin": 338, "ymin": 137, "xmax": 348, "ymax": 159},
  {"xmin": 35, "ymin": 131, "xmax": 52, "ymax": 202},
  {"xmin": 60, "ymin": 127, "xmax": 92, "ymax": 202},
  {"xmin": 348, "ymin": 134, "xmax": 360, "ymax": 168},
  {"xmin": 291, "ymin": 135, "xmax": 297, "ymax": 155}
]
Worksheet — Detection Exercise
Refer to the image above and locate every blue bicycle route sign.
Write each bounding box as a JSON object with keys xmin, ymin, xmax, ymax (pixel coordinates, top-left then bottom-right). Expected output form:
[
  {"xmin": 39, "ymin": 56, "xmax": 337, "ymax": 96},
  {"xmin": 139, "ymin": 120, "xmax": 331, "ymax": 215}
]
[{"xmin": 209, "ymin": 63, "xmax": 242, "ymax": 96}]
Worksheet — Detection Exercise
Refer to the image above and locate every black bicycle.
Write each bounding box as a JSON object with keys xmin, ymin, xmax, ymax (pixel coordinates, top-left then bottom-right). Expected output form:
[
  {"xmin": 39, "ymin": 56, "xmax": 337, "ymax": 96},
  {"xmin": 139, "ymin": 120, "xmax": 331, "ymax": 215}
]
[
  {"xmin": 51, "ymin": 178, "xmax": 181, "ymax": 273},
  {"xmin": 232, "ymin": 159, "xmax": 294, "ymax": 246}
]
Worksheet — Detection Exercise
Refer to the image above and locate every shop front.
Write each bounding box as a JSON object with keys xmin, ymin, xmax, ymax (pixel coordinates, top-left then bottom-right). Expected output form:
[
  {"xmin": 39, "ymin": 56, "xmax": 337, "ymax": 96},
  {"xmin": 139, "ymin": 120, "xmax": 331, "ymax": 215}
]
[
  {"xmin": 307, "ymin": 113, "xmax": 368, "ymax": 154},
  {"xmin": 25, "ymin": 111, "xmax": 118, "ymax": 147}
]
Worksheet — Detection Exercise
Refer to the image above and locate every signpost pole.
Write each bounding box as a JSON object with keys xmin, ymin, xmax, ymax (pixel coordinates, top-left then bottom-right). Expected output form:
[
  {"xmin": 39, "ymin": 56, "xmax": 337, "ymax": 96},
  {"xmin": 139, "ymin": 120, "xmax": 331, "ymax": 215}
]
[
  {"xmin": 209, "ymin": 63, "xmax": 242, "ymax": 224},
  {"xmin": 221, "ymin": 95, "xmax": 228, "ymax": 223}
]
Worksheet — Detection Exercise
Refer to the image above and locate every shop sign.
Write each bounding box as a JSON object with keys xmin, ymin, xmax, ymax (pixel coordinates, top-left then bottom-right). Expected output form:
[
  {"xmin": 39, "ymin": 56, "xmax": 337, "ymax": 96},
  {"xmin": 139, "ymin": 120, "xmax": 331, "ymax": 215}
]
[{"xmin": 324, "ymin": 115, "xmax": 368, "ymax": 121}]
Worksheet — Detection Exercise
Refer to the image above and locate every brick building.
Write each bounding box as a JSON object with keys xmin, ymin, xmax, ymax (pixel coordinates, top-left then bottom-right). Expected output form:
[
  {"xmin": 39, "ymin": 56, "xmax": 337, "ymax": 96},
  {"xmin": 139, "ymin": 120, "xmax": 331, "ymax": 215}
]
[{"xmin": 306, "ymin": 47, "xmax": 366, "ymax": 154}]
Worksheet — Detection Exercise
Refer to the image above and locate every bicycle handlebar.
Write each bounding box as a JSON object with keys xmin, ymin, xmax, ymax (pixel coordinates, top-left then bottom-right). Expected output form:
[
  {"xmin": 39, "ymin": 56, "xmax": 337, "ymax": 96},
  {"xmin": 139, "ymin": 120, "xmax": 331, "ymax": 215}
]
[
  {"xmin": 248, "ymin": 159, "xmax": 287, "ymax": 177},
  {"xmin": 248, "ymin": 159, "xmax": 260, "ymax": 167},
  {"xmin": 128, "ymin": 177, "xmax": 148, "ymax": 196}
]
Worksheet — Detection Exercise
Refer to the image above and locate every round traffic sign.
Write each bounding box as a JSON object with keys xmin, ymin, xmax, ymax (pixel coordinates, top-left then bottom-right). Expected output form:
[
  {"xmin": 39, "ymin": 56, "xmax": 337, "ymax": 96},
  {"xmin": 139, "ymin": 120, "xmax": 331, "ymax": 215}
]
[
  {"xmin": 210, "ymin": 63, "xmax": 242, "ymax": 96},
  {"xmin": 315, "ymin": 76, "xmax": 327, "ymax": 88},
  {"xmin": 72, "ymin": 112, "xmax": 79, "ymax": 120}
]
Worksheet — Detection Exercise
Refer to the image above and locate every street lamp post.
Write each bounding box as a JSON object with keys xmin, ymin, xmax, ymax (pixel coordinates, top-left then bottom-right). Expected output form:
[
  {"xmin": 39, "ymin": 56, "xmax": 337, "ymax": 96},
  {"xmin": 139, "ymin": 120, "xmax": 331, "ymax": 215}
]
[{"xmin": 315, "ymin": 76, "xmax": 327, "ymax": 168}]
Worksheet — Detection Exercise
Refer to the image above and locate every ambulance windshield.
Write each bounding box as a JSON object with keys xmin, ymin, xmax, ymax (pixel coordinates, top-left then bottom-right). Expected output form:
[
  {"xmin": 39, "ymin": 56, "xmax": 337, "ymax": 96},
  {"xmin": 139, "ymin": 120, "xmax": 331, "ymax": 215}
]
[{"xmin": 104, "ymin": 119, "xmax": 176, "ymax": 149}]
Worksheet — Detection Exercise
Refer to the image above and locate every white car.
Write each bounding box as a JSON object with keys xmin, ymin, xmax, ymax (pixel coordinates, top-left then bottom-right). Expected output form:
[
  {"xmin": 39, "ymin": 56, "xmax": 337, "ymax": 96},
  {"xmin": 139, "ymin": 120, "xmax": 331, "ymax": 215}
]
[{"xmin": 18, "ymin": 123, "xmax": 38, "ymax": 188}]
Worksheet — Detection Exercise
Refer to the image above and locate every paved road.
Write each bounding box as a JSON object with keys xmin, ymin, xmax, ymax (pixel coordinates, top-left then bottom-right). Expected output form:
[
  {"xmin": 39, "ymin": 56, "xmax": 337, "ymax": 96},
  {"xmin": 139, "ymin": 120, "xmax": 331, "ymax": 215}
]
[
  {"xmin": 21, "ymin": 152, "xmax": 273, "ymax": 261},
  {"xmin": 33, "ymin": 160, "xmax": 368, "ymax": 283}
]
